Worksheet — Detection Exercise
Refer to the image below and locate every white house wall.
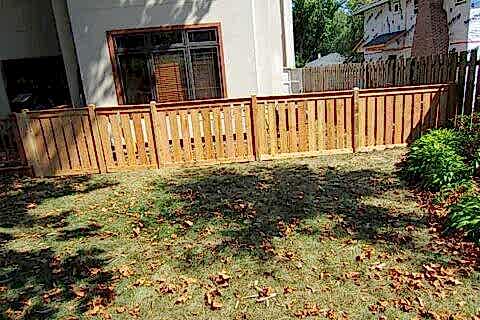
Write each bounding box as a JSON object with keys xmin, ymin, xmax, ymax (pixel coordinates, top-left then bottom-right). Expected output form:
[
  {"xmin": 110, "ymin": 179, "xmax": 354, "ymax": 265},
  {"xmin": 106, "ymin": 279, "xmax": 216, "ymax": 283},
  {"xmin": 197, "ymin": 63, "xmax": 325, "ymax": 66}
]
[
  {"xmin": 0, "ymin": 0, "xmax": 61, "ymax": 114},
  {"xmin": 66, "ymin": 0, "xmax": 290, "ymax": 106}
]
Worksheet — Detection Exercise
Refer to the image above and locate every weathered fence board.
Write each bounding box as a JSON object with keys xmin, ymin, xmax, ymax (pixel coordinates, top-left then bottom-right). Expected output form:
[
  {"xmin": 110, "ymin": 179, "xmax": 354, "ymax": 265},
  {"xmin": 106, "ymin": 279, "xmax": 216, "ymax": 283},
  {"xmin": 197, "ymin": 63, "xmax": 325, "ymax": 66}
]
[{"xmin": 289, "ymin": 50, "xmax": 479, "ymax": 118}]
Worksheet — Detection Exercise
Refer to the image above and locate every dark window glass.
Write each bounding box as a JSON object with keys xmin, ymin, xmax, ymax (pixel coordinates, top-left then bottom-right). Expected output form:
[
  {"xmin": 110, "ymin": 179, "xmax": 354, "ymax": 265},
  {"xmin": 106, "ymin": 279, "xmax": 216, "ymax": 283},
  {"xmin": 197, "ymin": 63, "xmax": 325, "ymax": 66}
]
[
  {"xmin": 118, "ymin": 54, "xmax": 152, "ymax": 104},
  {"xmin": 151, "ymin": 30, "xmax": 183, "ymax": 47},
  {"xmin": 188, "ymin": 30, "xmax": 217, "ymax": 43},
  {"xmin": 115, "ymin": 35, "xmax": 146, "ymax": 50},
  {"xmin": 113, "ymin": 28, "xmax": 223, "ymax": 104},
  {"xmin": 190, "ymin": 47, "xmax": 221, "ymax": 100}
]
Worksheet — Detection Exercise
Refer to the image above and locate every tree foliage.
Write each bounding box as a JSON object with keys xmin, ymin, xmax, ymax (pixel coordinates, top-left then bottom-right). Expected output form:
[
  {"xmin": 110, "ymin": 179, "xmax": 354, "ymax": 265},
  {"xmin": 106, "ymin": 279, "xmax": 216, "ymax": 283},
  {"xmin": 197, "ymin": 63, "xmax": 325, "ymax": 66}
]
[{"xmin": 293, "ymin": 0, "xmax": 367, "ymax": 67}]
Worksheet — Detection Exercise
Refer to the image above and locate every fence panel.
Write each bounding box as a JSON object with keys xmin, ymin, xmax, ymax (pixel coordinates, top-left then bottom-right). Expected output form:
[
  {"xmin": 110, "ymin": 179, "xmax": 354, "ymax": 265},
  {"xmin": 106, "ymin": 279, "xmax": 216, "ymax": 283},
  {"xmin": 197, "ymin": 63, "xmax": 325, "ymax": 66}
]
[
  {"xmin": 94, "ymin": 106, "xmax": 157, "ymax": 172},
  {"xmin": 355, "ymin": 85, "xmax": 452, "ymax": 152},
  {"xmin": 19, "ymin": 109, "xmax": 99, "ymax": 176},
  {"xmin": 150, "ymin": 100, "xmax": 255, "ymax": 167},
  {"xmin": 256, "ymin": 91, "xmax": 354, "ymax": 160}
]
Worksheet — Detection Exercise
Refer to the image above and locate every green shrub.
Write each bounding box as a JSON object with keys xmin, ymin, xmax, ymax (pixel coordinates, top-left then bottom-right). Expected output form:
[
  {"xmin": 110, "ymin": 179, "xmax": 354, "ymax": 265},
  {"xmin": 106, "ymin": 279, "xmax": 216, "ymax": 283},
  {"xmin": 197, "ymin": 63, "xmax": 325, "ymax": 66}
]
[
  {"xmin": 447, "ymin": 195, "xmax": 480, "ymax": 243},
  {"xmin": 403, "ymin": 129, "xmax": 472, "ymax": 191},
  {"xmin": 456, "ymin": 113, "xmax": 480, "ymax": 174}
]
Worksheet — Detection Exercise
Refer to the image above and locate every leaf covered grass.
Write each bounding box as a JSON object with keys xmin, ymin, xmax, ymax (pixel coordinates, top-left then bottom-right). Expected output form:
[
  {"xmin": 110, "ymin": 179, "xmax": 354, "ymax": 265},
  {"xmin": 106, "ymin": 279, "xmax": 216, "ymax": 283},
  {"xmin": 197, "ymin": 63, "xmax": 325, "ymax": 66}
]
[{"xmin": 1, "ymin": 149, "xmax": 479, "ymax": 319}]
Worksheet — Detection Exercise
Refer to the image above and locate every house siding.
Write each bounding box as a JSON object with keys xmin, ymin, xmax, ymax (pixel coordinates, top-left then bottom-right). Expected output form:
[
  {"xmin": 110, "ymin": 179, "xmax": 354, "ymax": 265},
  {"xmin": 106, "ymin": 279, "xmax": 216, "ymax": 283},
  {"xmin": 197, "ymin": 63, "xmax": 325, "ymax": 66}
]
[
  {"xmin": 66, "ymin": 0, "xmax": 290, "ymax": 106},
  {"xmin": 362, "ymin": 0, "xmax": 416, "ymax": 61}
]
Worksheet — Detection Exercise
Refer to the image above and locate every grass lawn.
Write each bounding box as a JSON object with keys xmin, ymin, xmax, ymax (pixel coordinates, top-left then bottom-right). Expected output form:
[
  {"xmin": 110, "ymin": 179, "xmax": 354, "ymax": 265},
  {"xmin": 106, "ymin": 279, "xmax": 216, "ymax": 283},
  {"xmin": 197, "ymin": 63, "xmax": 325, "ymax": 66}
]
[{"xmin": 1, "ymin": 148, "xmax": 479, "ymax": 320}]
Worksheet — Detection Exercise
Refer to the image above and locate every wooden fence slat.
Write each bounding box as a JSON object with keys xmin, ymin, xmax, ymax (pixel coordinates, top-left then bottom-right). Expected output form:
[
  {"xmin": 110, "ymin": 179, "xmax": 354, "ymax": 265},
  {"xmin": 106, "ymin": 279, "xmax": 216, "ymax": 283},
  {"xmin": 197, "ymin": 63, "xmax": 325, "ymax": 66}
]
[
  {"xmin": 385, "ymin": 95, "xmax": 394, "ymax": 145},
  {"xmin": 412, "ymin": 93, "xmax": 423, "ymax": 139},
  {"xmin": 317, "ymin": 99, "xmax": 326, "ymax": 150},
  {"xmin": 81, "ymin": 116, "xmax": 97, "ymax": 170},
  {"xmin": 326, "ymin": 99, "xmax": 336, "ymax": 150},
  {"xmin": 345, "ymin": 98, "xmax": 353, "ymax": 148},
  {"xmin": 132, "ymin": 113, "xmax": 148, "ymax": 165},
  {"xmin": 179, "ymin": 110, "xmax": 193, "ymax": 162},
  {"xmin": 234, "ymin": 105, "xmax": 246, "ymax": 158},
  {"xmin": 394, "ymin": 95, "xmax": 404, "ymax": 145},
  {"xmin": 223, "ymin": 106, "xmax": 235, "ymax": 159},
  {"xmin": 155, "ymin": 108, "xmax": 172, "ymax": 165},
  {"xmin": 109, "ymin": 114, "xmax": 126, "ymax": 166},
  {"xmin": 72, "ymin": 116, "xmax": 91, "ymax": 170},
  {"xmin": 288, "ymin": 102, "xmax": 298, "ymax": 152},
  {"xmin": 213, "ymin": 108, "xmax": 224, "ymax": 159},
  {"xmin": 307, "ymin": 100, "xmax": 316, "ymax": 152},
  {"xmin": 97, "ymin": 115, "xmax": 115, "ymax": 169},
  {"xmin": 191, "ymin": 109, "xmax": 204, "ymax": 161},
  {"xmin": 422, "ymin": 93, "xmax": 432, "ymax": 133},
  {"xmin": 120, "ymin": 114, "xmax": 136, "ymax": 166},
  {"xmin": 201, "ymin": 109, "xmax": 214, "ymax": 160},
  {"xmin": 41, "ymin": 118, "xmax": 60, "ymax": 174},
  {"xmin": 142, "ymin": 112, "xmax": 157, "ymax": 166},
  {"xmin": 376, "ymin": 96, "xmax": 385, "ymax": 146},
  {"xmin": 403, "ymin": 94, "xmax": 413, "ymax": 143},
  {"xmin": 336, "ymin": 98, "xmax": 345, "ymax": 149},
  {"xmin": 298, "ymin": 102, "xmax": 308, "ymax": 151},
  {"xmin": 278, "ymin": 102, "xmax": 288, "ymax": 153},
  {"xmin": 268, "ymin": 102, "xmax": 278, "ymax": 155},
  {"xmin": 245, "ymin": 104, "xmax": 254, "ymax": 159},
  {"xmin": 366, "ymin": 97, "xmax": 375, "ymax": 146},
  {"xmin": 169, "ymin": 111, "xmax": 182, "ymax": 162},
  {"xmin": 50, "ymin": 117, "xmax": 70, "ymax": 171}
]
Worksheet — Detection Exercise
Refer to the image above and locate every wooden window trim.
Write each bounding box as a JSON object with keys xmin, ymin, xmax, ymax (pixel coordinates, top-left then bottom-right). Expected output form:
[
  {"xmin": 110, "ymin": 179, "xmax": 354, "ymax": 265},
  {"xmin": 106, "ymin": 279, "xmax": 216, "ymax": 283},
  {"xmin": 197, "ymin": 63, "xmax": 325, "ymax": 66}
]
[{"xmin": 106, "ymin": 22, "xmax": 227, "ymax": 105}]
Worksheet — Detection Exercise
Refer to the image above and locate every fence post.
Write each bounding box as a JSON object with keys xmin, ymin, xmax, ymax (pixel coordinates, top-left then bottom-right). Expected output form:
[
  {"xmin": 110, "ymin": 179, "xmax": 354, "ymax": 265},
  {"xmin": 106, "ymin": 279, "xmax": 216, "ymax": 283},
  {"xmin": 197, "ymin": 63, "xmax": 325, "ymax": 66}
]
[
  {"xmin": 249, "ymin": 95, "xmax": 259, "ymax": 161},
  {"xmin": 149, "ymin": 101, "xmax": 165, "ymax": 168},
  {"xmin": 352, "ymin": 87, "xmax": 360, "ymax": 153},
  {"xmin": 14, "ymin": 110, "xmax": 42, "ymax": 177},
  {"xmin": 87, "ymin": 104, "xmax": 107, "ymax": 174}
]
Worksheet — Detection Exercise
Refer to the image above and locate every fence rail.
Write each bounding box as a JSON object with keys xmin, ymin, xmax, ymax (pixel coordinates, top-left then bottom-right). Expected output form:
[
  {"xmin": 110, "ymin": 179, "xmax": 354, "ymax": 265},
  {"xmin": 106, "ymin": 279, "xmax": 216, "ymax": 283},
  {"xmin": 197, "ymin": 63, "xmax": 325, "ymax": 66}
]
[{"xmin": 0, "ymin": 84, "xmax": 455, "ymax": 177}]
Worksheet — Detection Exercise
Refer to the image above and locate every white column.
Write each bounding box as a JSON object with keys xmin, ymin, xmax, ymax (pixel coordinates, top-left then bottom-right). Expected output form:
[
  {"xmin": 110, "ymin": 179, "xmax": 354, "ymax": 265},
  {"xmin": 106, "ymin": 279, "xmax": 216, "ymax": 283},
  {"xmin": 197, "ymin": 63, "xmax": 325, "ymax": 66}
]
[
  {"xmin": 0, "ymin": 62, "xmax": 11, "ymax": 116},
  {"xmin": 51, "ymin": 0, "xmax": 84, "ymax": 107},
  {"xmin": 282, "ymin": 0, "xmax": 296, "ymax": 68}
]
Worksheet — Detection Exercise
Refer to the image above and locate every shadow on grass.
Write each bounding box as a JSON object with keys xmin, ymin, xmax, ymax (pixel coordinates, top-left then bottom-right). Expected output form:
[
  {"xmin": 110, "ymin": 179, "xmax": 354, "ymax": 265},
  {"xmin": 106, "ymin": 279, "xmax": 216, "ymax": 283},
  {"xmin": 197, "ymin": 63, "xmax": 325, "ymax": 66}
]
[
  {"xmin": 155, "ymin": 163, "xmax": 425, "ymax": 269},
  {"xmin": 0, "ymin": 175, "xmax": 118, "ymax": 228},
  {"xmin": 0, "ymin": 174, "xmax": 118, "ymax": 319}
]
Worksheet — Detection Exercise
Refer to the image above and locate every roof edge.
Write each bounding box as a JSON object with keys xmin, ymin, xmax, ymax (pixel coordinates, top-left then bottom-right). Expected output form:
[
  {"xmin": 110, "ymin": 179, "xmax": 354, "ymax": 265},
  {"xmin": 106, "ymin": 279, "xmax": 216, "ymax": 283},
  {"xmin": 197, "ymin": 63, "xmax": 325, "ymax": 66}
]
[{"xmin": 353, "ymin": 0, "xmax": 389, "ymax": 15}]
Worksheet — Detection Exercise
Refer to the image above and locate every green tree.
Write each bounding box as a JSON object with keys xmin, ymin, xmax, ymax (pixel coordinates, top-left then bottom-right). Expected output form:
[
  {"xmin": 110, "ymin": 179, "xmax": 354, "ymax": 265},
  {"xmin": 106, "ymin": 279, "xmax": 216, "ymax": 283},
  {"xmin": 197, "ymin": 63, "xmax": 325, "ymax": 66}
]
[{"xmin": 293, "ymin": 0, "xmax": 367, "ymax": 67}]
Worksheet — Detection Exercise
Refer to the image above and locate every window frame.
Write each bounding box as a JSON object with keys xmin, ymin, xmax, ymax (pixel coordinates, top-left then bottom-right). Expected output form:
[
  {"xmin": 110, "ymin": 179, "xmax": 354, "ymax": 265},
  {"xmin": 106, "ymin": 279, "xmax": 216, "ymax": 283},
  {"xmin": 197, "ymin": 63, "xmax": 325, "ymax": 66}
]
[{"xmin": 107, "ymin": 23, "xmax": 227, "ymax": 105}]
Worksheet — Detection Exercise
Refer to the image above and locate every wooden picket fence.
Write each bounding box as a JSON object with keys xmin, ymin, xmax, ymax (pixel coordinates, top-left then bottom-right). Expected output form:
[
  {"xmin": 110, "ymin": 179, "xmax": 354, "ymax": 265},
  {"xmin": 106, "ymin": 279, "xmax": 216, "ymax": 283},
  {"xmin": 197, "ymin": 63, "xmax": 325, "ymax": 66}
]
[
  {"xmin": 295, "ymin": 50, "xmax": 478, "ymax": 117},
  {"xmin": 2, "ymin": 84, "xmax": 455, "ymax": 177}
]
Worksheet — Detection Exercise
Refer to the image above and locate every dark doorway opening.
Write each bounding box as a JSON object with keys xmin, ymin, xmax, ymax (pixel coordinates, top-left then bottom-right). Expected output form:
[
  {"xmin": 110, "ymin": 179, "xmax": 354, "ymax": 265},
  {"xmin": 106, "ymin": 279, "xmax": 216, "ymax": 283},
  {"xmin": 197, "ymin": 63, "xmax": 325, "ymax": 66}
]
[{"xmin": 2, "ymin": 56, "xmax": 71, "ymax": 112}]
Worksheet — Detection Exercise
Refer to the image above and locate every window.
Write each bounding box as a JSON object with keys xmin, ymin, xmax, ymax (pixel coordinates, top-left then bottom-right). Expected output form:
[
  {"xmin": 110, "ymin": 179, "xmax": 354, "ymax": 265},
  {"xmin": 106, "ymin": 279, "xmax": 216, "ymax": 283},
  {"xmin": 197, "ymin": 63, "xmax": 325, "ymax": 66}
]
[
  {"xmin": 109, "ymin": 25, "xmax": 225, "ymax": 104},
  {"xmin": 392, "ymin": 0, "xmax": 401, "ymax": 12}
]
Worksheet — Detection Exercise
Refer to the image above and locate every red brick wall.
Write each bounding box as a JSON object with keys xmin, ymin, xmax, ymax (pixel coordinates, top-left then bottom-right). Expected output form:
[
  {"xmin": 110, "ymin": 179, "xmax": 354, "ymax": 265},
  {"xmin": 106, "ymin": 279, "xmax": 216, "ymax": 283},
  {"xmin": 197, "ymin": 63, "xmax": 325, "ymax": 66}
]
[{"xmin": 412, "ymin": 0, "xmax": 449, "ymax": 57}]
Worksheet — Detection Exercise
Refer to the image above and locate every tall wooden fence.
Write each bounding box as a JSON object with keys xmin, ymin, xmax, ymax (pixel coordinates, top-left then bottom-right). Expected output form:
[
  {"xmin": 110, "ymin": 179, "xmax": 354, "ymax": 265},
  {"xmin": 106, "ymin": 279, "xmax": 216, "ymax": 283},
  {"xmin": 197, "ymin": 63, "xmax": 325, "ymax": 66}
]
[
  {"xmin": 1, "ymin": 84, "xmax": 455, "ymax": 177},
  {"xmin": 294, "ymin": 50, "xmax": 478, "ymax": 117}
]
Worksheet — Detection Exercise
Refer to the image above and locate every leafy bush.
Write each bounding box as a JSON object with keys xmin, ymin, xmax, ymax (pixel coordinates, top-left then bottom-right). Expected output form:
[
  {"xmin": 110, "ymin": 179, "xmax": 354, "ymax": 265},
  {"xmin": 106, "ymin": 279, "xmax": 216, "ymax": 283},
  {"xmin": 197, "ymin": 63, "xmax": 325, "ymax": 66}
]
[
  {"xmin": 456, "ymin": 113, "xmax": 480, "ymax": 174},
  {"xmin": 403, "ymin": 129, "xmax": 472, "ymax": 191},
  {"xmin": 447, "ymin": 195, "xmax": 480, "ymax": 243}
]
